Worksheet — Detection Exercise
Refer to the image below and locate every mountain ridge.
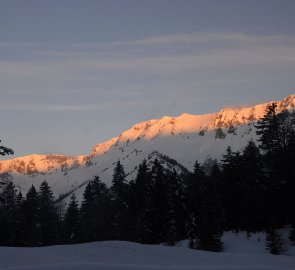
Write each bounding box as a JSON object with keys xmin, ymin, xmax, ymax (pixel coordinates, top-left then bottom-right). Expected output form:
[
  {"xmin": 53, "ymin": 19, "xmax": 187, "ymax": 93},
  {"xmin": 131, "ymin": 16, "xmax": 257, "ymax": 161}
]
[
  {"xmin": 2, "ymin": 93, "xmax": 294, "ymax": 167},
  {"xmin": 1, "ymin": 93, "xmax": 294, "ymax": 201}
]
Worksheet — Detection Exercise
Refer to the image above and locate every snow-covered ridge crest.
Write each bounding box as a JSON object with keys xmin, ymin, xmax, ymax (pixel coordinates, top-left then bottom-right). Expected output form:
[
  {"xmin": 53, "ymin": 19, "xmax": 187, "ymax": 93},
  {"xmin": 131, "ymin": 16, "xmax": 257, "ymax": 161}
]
[{"xmin": 91, "ymin": 93, "xmax": 295, "ymax": 156}]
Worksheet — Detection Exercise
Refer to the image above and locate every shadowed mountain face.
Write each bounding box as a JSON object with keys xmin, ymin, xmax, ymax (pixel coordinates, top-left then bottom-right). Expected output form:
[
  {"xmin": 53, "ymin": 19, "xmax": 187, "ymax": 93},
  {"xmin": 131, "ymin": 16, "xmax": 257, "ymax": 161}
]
[{"xmin": 1, "ymin": 94, "xmax": 294, "ymax": 201}]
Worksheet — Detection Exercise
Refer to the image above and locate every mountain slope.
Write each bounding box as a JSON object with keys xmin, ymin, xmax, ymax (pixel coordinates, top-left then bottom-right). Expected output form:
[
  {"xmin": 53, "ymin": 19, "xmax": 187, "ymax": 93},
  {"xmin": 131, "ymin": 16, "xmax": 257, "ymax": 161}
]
[{"xmin": 1, "ymin": 93, "xmax": 294, "ymax": 200}]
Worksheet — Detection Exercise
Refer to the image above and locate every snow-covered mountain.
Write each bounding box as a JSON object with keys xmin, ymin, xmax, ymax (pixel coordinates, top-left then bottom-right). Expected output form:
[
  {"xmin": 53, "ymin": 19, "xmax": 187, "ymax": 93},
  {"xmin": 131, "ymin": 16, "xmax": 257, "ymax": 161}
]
[{"xmin": 1, "ymin": 94, "xmax": 295, "ymax": 201}]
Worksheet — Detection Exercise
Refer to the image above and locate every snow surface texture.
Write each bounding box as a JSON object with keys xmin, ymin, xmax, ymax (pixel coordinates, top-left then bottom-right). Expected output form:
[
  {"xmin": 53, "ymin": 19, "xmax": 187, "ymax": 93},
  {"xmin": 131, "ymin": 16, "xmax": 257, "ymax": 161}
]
[
  {"xmin": 0, "ymin": 94, "xmax": 295, "ymax": 203},
  {"xmin": 0, "ymin": 231, "xmax": 294, "ymax": 270}
]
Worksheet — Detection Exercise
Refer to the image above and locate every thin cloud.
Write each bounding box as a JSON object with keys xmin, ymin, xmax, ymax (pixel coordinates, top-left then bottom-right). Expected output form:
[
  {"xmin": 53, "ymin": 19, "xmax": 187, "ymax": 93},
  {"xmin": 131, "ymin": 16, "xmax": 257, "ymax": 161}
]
[
  {"xmin": 0, "ymin": 32, "xmax": 294, "ymax": 98},
  {"xmin": 0, "ymin": 101, "xmax": 152, "ymax": 112},
  {"xmin": 131, "ymin": 32, "xmax": 295, "ymax": 46},
  {"xmin": 0, "ymin": 103, "xmax": 101, "ymax": 112},
  {"xmin": 1, "ymin": 32, "xmax": 295, "ymax": 48},
  {"xmin": 0, "ymin": 43, "xmax": 294, "ymax": 77}
]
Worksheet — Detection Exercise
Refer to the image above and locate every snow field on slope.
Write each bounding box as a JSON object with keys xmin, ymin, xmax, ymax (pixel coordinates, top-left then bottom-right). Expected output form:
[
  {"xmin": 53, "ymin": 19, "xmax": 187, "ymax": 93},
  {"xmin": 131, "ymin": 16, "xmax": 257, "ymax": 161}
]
[{"xmin": 0, "ymin": 231, "xmax": 294, "ymax": 270}]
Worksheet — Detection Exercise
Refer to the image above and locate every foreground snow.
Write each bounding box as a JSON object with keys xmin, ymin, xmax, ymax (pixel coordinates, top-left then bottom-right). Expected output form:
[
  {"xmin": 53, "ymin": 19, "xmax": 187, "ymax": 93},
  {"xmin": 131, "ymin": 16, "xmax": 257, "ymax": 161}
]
[{"xmin": 0, "ymin": 231, "xmax": 294, "ymax": 270}]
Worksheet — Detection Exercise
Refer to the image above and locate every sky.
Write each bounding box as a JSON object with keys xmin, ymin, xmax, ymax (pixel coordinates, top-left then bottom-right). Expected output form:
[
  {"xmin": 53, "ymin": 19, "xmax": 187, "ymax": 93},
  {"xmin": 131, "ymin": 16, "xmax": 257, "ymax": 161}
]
[{"xmin": 1, "ymin": 0, "xmax": 295, "ymax": 158}]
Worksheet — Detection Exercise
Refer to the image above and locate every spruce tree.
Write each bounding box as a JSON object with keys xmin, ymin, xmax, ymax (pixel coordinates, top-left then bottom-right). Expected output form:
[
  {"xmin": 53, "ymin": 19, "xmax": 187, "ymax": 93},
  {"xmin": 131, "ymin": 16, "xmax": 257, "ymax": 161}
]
[
  {"xmin": 150, "ymin": 159, "xmax": 168, "ymax": 243},
  {"xmin": 165, "ymin": 171, "xmax": 179, "ymax": 245},
  {"xmin": 133, "ymin": 160, "xmax": 154, "ymax": 243},
  {"xmin": 165, "ymin": 169, "xmax": 186, "ymax": 244},
  {"xmin": 186, "ymin": 214, "xmax": 198, "ymax": 249},
  {"xmin": 265, "ymin": 227, "xmax": 286, "ymax": 255},
  {"xmin": 283, "ymin": 112, "xmax": 295, "ymax": 229},
  {"xmin": 80, "ymin": 180, "xmax": 96, "ymax": 242},
  {"xmin": 165, "ymin": 207, "xmax": 177, "ymax": 246},
  {"xmin": 289, "ymin": 225, "xmax": 295, "ymax": 245},
  {"xmin": 240, "ymin": 140, "xmax": 265, "ymax": 232},
  {"xmin": 21, "ymin": 185, "xmax": 40, "ymax": 246},
  {"xmin": 186, "ymin": 162, "xmax": 205, "ymax": 249},
  {"xmin": 0, "ymin": 181, "xmax": 17, "ymax": 245},
  {"xmin": 38, "ymin": 181, "xmax": 59, "ymax": 245},
  {"xmin": 197, "ymin": 163, "xmax": 223, "ymax": 252},
  {"xmin": 14, "ymin": 191, "xmax": 24, "ymax": 246},
  {"xmin": 221, "ymin": 147, "xmax": 243, "ymax": 231},
  {"xmin": 133, "ymin": 160, "xmax": 149, "ymax": 215},
  {"xmin": 255, "ymin": 102, "xmax": 280, "ymax": 154},
  {"xmin": 80, "ymin": 176, "xmax": 111, "ymax": 242},
  {"xmin": 63, "ymin": 193, "xmax": 81, "ymax": 243},
  {"xmin": 110, "ymin": 161, "xmax": 131, "ymax": 240},
  {"xmin": 92, "ymin": 176, "xmax": 112, "ymax": 240},
  {"xmin": 111, "ymin": 161, "xmax": 127, "ymax": 201},
  {"xmin": 186, "ymin": 161, "xmax": 204, "ymax": 217}
]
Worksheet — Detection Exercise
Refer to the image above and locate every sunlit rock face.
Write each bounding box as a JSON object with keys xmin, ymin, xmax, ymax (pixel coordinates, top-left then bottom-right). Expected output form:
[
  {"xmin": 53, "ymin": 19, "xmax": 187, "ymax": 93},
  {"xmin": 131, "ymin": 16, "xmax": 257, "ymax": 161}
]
[
  {"xmin": 0, "ymin": 94, "xmax": 294, "ymax": 201},
  {"xmin": 0, "ymin": 155, "xmax": 87, "ymax": 175}
]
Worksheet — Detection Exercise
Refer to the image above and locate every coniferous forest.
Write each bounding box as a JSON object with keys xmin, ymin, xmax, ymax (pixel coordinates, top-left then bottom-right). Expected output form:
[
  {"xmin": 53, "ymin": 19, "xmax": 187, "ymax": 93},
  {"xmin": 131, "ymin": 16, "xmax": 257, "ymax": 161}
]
[{"xmin": 1, "ymin": 103, "xmax": 295, "ymax": 254}]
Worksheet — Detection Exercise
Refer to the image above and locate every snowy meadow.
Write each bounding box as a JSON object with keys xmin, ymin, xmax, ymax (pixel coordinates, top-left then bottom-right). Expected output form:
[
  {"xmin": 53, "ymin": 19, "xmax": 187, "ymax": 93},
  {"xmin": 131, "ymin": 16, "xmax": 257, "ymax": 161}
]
[{"xmin": 1, "ymin": 231, "xmax": 294, "ymax": 270}]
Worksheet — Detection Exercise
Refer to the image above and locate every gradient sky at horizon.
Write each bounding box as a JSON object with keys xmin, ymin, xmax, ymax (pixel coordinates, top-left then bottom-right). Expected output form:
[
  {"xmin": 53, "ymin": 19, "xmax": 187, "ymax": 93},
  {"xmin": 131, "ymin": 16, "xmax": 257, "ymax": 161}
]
[{"xmin": 1, "ymin": 0, "xmax": 295, "ymax": 158}]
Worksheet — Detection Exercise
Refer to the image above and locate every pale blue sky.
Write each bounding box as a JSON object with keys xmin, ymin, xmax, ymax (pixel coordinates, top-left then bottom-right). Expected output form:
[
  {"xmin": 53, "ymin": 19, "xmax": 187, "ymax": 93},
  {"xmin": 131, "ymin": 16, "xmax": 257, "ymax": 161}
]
[{"xmin": 1, "ymin": 0, "xmax": 295, "ymax": 157}]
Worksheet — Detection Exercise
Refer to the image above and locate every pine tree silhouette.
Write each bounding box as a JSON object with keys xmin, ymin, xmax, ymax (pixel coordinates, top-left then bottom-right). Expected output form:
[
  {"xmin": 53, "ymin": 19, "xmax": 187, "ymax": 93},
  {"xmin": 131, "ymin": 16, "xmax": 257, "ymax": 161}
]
[
  {"xmin": 0, "ymin": 181, "xmax": 17, "ymax": 245},
  {"xmin": 265, "ymin": 227, "xmax": 286, "ymax": 255},
  {"xmin": 63, "ymin": 193, "xmax": 81, "ymax": 243},
  {"xmin": 38, "ymin": 181, "xmax": 59, "ymax": 245},
  {"xmin": 21, "ymin": 185, "xmax": 40, "ymax": 246}
]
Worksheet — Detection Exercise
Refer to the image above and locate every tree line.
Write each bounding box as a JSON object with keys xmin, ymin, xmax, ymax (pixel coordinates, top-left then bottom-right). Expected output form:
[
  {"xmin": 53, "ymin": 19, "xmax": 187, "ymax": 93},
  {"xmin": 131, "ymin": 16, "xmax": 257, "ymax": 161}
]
[{"xmin": 0, "ymin": 103, "xmax": 295, "ymax": 254}]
